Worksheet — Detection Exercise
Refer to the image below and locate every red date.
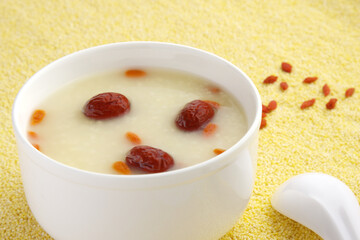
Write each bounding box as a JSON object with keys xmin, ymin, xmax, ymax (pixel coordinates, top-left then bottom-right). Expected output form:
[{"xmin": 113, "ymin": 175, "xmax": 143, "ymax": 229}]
[
  {"xmin": 126, "ymin": 145, "xmax": 174, "ymax": 173},
  {"xmin": 83, "ymin": 92, "xmax": 130, "ymax": 120},
  {"xmin": 175, "ymin": 100, "xmax": 215, "ymax": 131}
]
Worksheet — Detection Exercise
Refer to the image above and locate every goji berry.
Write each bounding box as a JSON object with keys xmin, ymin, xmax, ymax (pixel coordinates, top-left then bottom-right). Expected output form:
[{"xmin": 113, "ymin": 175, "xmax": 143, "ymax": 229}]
[
  {"xmin": 30, "ymin": 110, "xmax": 46, "ymax": 125},
  {"xmin": 207, "ymin": 85, "xmax": 221, "ymax": 94},
  {"xmin": 260, "ymin": 118, "xmax": 267, "ymax": 129},
  {"xmin": 323, "ymin": 84, "xmax": 330, "ymax": 97},
  {"xmin": 126, "ymin": 145, "xmax": 174, "ymax": 173},
  {"xmin": 203, "ymin": 100, "xmax": 220, "ymax": 109},
  {"xmin": 213, "ymin": 148, "xmax": 225, "ymax": 155},
  {"xmin": 262, "ymin": 112, "xmax": 267, "ymax": 118},
  {"xmin": 83, "ymin": 92, "xmax": 130, "ymax": 120},
  {"xmin": 113, "ymin": 161, "xmax": 131, "ymax": 175},
  {"xmin": 203, "ymin": 123, "xmax": 217, "ymax": 137},
  {"xmin": 32, "ymin": 143, "xmax": 40, "ymax": 151},
  {"xmin": 28, "ymin": 131, "xmax": 38, "ymax": 138},
  {"xmin": 262, "ymin": 104, "xmax": 270, "ymax": 113},
  {"xmin": 268, "ymin": 100, "xmax": 277, "ymax": 111},
  {"xmin": 345, "ymin": 88, "xmax": 355, "ymax": 98},
  {"xmin": 281, "ymin": 62, "xmax": 292, "ymax": 73},
  {"xmin": 175, "ymin": 100, "xmax": 215, "ymax": 131},
  {"xmin": 303, "ymin": 77, "xmax": 318, "ymax": 84},
  {"xmin": 280, "ymin": 82, "xmax": 288, "ymax": 91},
  {"xmin": 263, "ymin": 75, "xmax": 278, "ymax": 84},
  {"xmin": 125, "ymin": 132, "xmax": 141, "ymax": 145},
  {"xmin": 125, "ymin": 69, "xmax": 146, "ymax": 77},
  {"xmin": 300, "ymin": 99, "xmax": 316, "ymax": 109},
  {"xmin": 326, "ymin": 98, "xmax": 337, "ymax": 110}
]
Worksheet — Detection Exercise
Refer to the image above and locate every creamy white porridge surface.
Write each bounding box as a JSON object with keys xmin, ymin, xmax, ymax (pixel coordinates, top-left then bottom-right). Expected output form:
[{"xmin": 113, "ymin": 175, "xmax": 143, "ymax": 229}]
[{"xmin": 28, "ymin": 68, "xmax": 247, "ymax": 174}]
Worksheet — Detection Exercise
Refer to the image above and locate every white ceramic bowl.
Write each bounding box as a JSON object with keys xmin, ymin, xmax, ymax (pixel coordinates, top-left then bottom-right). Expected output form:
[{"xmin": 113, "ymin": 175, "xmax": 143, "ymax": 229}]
[{"xmin": 12, "ymin": 42, "xmax": 261, "ymax": 240}]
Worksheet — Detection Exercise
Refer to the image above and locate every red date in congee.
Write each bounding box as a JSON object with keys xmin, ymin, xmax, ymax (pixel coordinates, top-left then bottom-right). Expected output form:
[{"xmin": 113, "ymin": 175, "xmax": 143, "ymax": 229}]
[
  {"xmin": 83, "ymin": 92, "xmax": 130, "ymax": 120},
  {"xmin": 126, "ymin": 145, "xmax": 174, "ymax": 173},
  {"xmin": 175, "ymin": 100, "xmax": 215, "ymax": 131}
]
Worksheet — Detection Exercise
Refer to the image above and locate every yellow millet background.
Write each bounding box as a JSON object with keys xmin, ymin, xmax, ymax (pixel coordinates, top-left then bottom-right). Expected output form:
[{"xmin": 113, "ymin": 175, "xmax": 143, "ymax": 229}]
[{"xmin": 1, "ymin": 0, "xmax": 359, "ymax": 239}]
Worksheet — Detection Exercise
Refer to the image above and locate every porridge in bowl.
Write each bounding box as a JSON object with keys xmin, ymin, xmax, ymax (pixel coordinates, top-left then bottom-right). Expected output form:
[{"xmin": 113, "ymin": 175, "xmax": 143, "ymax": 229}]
[
  {"xmin": 13, "ymin": 42, "xmax": 261, "ymax": 240},
  {"xmin": 28, "ymin": 68, "xmax": 247, "ymax": 174}
]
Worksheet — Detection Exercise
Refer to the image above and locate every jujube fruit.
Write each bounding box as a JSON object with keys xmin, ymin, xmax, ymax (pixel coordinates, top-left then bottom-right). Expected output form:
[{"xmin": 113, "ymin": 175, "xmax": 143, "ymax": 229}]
[
  {"xmin": 126, "ymin": 145, "xmax": 174, "ymax": 173},
  {"xmin": 83, "ymin": 92, "xmax": 130, "ymax": 120},
  {"xmin": 175, "ymin": 100, "xmax": 215, "ymax": 131}
]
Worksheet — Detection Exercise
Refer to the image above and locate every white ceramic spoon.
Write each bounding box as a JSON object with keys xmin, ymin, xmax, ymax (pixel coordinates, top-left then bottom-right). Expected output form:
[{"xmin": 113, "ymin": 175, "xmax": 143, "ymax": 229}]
[{"xmin": 271, "ymin": 173, "xmax": 360, "ymax": 240}]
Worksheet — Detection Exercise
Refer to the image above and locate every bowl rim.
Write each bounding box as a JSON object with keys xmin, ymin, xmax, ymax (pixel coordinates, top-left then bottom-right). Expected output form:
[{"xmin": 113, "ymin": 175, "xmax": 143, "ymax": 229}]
[{"xmin": 12, "ymin": 41, "xmax": 262, "ymax": 182}]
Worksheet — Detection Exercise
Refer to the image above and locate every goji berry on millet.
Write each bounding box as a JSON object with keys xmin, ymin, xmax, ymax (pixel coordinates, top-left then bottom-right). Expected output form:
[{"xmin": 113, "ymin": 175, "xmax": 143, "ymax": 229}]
[
  {"xmin": 267, "ymin": 100, "xmax": 277, "ymax": 111},
  {"xmin": 280, "ymin": 82, "xmax": 288, "ymax": 91},
  {"xmin": 263, "ymin": 75, "xmax": 278, "ymax": 84},
  {"xmin": 281, "ymin": 62, "xmax": 292, "ymax": 73},
  {"xmin": 326, "ymin": 98, "xmax": 337, "ymax": 110},
  {"xmin": 323, "ymin": 84, "xmax": 330, "ymax": 97},
  {"xmin": 260, "ymin": 118, "xmax": 267, "ymax": 129},
  {"xmin": 303, "ymin": 77, "xmax": 318, "ymax": 84},
  {"xmin": 262, "ymin": 104, "xmax": 270, "ymax": 113},
  {"xmin": 300, "ymin": 99, "xmax": 316, "ymax": 109},
  {"xmin": 345, "ymin": 88, "xmax": 355, "ymax": 98}
]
